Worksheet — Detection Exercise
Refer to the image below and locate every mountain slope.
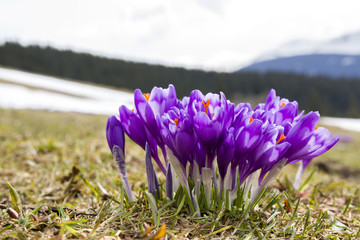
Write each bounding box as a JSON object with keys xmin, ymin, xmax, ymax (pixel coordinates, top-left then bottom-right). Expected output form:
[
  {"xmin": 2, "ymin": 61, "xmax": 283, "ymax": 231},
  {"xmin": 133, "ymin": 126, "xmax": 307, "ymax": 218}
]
[
  {"xmin": 240, "ymin": 31, "xmax": 360, "ymax": 78},
  {"xmin": 241, "ymin": 54, "xmax": 360, "ymax": 78}
]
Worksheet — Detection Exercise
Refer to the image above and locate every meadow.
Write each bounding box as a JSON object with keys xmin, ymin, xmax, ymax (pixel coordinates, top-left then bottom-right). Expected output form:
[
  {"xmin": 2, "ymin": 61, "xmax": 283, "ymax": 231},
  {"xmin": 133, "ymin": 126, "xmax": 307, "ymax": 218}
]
[{"xmin": 1, "ymin": 108, "xmax": 360, "ymax": 239}]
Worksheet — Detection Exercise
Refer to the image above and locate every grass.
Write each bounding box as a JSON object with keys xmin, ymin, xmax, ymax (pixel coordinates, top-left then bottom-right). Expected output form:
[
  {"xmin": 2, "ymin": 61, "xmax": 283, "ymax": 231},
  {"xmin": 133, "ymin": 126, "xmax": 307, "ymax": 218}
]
[{"xmin": 1, "ymin": 108, "xmax": 360, "ymax": 239}]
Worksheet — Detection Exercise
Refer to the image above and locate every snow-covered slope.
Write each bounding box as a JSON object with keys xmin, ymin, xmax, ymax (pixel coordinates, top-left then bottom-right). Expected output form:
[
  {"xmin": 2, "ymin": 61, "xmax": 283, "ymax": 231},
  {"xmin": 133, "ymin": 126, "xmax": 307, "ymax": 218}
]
[{"xmin": 0, "ymin": 67, "xmax": 133, "ymax": 115}]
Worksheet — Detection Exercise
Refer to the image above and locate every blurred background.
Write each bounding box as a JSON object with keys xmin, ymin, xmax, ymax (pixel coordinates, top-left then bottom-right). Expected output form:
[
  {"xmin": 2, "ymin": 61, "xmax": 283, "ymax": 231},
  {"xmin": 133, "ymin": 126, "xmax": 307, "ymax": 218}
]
[{"xmin": 0, "ymin": 0, "xmax": 360, "ymax": 121}]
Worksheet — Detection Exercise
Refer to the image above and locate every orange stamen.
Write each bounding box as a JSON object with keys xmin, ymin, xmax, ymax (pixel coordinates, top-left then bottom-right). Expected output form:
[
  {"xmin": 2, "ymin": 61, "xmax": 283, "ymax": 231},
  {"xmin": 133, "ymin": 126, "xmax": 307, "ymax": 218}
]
[
  {"xmin": 202, "ymin": 99, "xmax": 210, "ymax": 115},
  {"xmin": 174, "ymin": 118, "xmax": 180, "ymax": 130},
  {"xmin": 281, "ymin": 102, "xmax": 286, "ymax": 107},
  {"xmin": 212, "ymin": 113, "xmax": 215, "ymax": 118},
  {"xmin": 250, "ymin": 117, "xmax": 254, "ymax": 123},
  {"xmin": 131, "ymin": 109, "xmax": 134, "ymax": 112},
  {"xmin": 276, "ymin": 134, "xmax": 286, "ymax": 145},
  {"xmin": 143, "ymin": 93, "xmax": 150, "ymax": 101},
  {"xmin": 315, "ymin": 125, "xmax": 318, "ymax": 130}
]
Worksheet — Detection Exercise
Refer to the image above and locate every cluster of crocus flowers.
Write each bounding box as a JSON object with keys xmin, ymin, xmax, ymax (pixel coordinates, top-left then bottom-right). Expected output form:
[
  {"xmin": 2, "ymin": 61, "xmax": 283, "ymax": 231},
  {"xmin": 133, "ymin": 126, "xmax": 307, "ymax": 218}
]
[{"xmin": 106, "ymin": 85, "xmax": 339, "ymax": 212}]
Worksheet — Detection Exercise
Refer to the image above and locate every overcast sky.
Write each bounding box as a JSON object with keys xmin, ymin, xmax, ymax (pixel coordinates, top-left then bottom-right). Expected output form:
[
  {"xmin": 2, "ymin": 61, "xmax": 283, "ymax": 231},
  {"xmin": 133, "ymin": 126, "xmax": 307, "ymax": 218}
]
[{"xmin": 1, "ymin": 0, "xmax": 360, "ymax": 72}]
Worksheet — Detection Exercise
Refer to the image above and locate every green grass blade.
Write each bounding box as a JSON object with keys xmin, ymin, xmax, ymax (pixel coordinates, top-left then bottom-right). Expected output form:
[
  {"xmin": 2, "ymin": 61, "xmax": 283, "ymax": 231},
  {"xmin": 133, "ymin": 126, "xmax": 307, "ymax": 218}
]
[
  {"xmin": 144, "ymin": 191, "xmax": 158, "ymax": 226},
  {"xmin": 6, "ymin": 181, "xmax": 22, "ymax": 214},
  {"xmin": 298, "ymin": 167, "xmax": 316, "ymax": 192}
]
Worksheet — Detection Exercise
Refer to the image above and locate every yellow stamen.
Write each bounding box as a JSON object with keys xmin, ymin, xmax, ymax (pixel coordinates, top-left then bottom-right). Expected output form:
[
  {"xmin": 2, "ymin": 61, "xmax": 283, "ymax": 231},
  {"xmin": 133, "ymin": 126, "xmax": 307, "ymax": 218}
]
[
  {"xmin": 276, "ymin": 134, "xmax": 286, "ymax": 145},
  {"xmin": 281, "ymin": 102, "xmax": 286, "ymax": 107},
  {"xmin": 250, "ymin": 117, "xmax": 254, "ymax": 123},
  {"xmin": 174, "ymin": 118, "xmax": 180, "ymax": 130},
  {"xmin": 202, "ymin": 99, "xmax": 210, "ymax": 115},
  {"xmin": 143, "ymin": 93, "xmax": 150, "ymax": 101}
]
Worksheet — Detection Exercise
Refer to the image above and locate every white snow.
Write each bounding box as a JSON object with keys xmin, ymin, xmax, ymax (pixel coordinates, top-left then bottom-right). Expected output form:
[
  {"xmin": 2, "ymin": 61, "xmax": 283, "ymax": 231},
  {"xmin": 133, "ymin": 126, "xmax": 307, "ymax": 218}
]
[
  {"xmin": 320, "ymin": 117, "xmax": 360, "ymax": 133},
  {"xmin": 0, "ymin": 66, "xmax": 134, "ymax": 115}
]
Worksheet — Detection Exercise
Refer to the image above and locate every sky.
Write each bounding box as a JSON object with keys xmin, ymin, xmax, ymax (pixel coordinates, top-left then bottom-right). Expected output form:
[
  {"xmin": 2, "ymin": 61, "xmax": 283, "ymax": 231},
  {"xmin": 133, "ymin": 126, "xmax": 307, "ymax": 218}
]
[{"xmin": 0, "ymin": 0, "xmax": 360, "ymax": 72}]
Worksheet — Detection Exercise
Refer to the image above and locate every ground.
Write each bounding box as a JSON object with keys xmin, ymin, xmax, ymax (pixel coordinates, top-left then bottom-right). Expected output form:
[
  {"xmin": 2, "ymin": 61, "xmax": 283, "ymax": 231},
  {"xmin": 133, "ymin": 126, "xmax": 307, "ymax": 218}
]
[{"xmin": 0, "ymin": 108, "xmax": 360, "ymax": 239}]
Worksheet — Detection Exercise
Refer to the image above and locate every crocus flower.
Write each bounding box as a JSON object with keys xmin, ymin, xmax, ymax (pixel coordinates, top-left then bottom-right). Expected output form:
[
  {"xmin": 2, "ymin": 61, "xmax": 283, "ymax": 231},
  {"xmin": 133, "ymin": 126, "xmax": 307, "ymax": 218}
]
[
  {"xmin": 106, "ymin": 115, "xmax": 125, "ymax": 152},
  {"xmin": 119, "ymin": 105, "xmax": 166, "ymax": 174},
  {"xmin": 281, "ymin": 111, "xmax": 339, "ymax": 164},
  {"xmin": 106, "ymin": 115, "xmax": 134, "ymax": 201},
  {"xmin": 188, "ymin": 90, "xmax": 234, "ymax": 167},
  {"xmin": 159, "ymin": 108, "xmax": 196, "ymax": 167},
  {"xmin": 106, "ymin": 85, "xmax": 339, "ymax": 212},
  {"xmin": 134, "ymin": 84, "xmax": 178, "ymax": 150}
]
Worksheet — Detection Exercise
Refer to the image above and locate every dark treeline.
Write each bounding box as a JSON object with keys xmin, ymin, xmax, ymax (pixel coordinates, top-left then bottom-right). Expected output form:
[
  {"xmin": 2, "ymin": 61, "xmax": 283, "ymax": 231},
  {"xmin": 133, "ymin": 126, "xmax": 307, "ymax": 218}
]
[{"xmin": 1, "ymin": 42, "xmax": 360, "ymax": 117}]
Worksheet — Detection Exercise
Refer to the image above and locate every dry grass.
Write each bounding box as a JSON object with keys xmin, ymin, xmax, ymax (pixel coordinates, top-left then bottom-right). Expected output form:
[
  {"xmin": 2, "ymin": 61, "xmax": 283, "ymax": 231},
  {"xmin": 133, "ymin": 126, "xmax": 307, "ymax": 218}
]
[{"xmin": 1, "ymin": 108, "xmax": 360, "ymax": 239}]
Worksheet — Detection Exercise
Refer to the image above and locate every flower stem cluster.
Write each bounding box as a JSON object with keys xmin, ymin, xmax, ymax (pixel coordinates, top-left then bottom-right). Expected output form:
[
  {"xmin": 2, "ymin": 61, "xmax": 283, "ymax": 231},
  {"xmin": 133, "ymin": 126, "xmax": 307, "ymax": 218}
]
[{"xmin": 106, "ymin": 85, "xmax": 339, "ymax": 212}]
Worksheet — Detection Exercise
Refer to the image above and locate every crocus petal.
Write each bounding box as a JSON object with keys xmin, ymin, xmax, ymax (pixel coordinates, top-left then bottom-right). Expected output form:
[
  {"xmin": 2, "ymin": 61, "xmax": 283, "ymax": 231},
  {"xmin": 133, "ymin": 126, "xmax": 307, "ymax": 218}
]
[
  {"xmin": 235, "ymin": 119, "xmax": 263, "ymax": 153},
  {"xmin": 194, "ymin": 141, "xmax": 207, "ymax": 169},
  {"xmin": 193, "ymin": 112, "xmax": 219, "ymax": 142},
  {"xmin": 217, "ymin": 132, "xmax": 235, "ymax": 179},
  {"xmin": 264, "ymin": 89, "xmax": 280, "ymax": 111},
  {"xmin": 284, "ymin": 111, "xmax": 320, "ymax": 160},
  {"xmin": 148, "ymin": 84, "xmax": 177, "ymax": 116},
  {"xmin": 120, "ymin": 105, "xmax": 166, "ymax": 173},
  {"xmin": 106, "ymin": 115, "xmax": 125, "ymax": 152},
  {"xmin": 274, "ymin": 102, "xmax": 298, "ymax": 125},
  {"xmin": 134, "ymin": 89, "xmax": 160, "ymax": 140}
]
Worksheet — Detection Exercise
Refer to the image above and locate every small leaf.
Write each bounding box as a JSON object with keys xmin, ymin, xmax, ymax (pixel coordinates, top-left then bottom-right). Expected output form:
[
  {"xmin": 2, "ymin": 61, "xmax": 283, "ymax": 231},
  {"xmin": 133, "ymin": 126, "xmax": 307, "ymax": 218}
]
[{"xmin": 6, "ymin": 182, "xmax": 22, "ymax": 214}]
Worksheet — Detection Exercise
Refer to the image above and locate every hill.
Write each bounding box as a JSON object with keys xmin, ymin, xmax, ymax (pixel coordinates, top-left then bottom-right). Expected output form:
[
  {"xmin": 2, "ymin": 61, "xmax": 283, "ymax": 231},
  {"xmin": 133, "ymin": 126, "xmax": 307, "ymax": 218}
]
[
  {"xmin": 1, "ymin": 42, "xmax": 360, "ymax": 117},
  {"xmin": 240, "ymin": 54, "xmax": 360, "ymax": 78},
  {"xmin": 240, "ymin": 31, "xmax": 360, "ymax": 78}
]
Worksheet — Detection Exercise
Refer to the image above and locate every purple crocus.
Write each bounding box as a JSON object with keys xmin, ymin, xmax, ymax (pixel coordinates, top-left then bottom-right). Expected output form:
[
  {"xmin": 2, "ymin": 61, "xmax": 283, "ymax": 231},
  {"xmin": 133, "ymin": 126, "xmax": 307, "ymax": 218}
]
[
  {"xmin": 106, "ymin": 115, "xmax": 134, "ymax": 201},
  {"xmin": 134, "ymin": 84, "xmax": 179, "ymax": 164},
  {"xmin": 106, "ymin": 85, "xmax": 339, "ymax": 212},
  {"xmin": 281, "ymin": 111, "xmax": 339, "ymax": 164},
  {"xmin": 106, "ymin": 115, "xmax": 125, "ymax": 152},
  {"xmin": 159, "ymin": 108, "xmax": 196, "ymax": 167},
  {"xmin": 119, "ymin": 105, "xmax": 166, "ymax": 174},
  {"xmin": 188, "ymin": 90, "xmax": 234, "ymax": 167}
]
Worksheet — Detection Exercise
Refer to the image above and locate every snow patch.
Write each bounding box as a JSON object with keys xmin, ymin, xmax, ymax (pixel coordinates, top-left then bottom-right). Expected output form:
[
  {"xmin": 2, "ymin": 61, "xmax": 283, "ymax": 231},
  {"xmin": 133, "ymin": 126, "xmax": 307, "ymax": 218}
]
[
  {"xmin": 0, "ymin": 67, "xmax": 134, "ymax": 115},
  {"xmin": 320, "ymin": 117, "xmax": 360, "ymax": 133}
]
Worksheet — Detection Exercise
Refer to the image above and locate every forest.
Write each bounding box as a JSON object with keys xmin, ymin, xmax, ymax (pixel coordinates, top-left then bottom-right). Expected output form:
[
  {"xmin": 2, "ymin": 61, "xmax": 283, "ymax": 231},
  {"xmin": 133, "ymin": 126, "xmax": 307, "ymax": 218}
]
[{"xmin": 1, "ymin": 42, "xmax": 360, "ymax": 117}]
